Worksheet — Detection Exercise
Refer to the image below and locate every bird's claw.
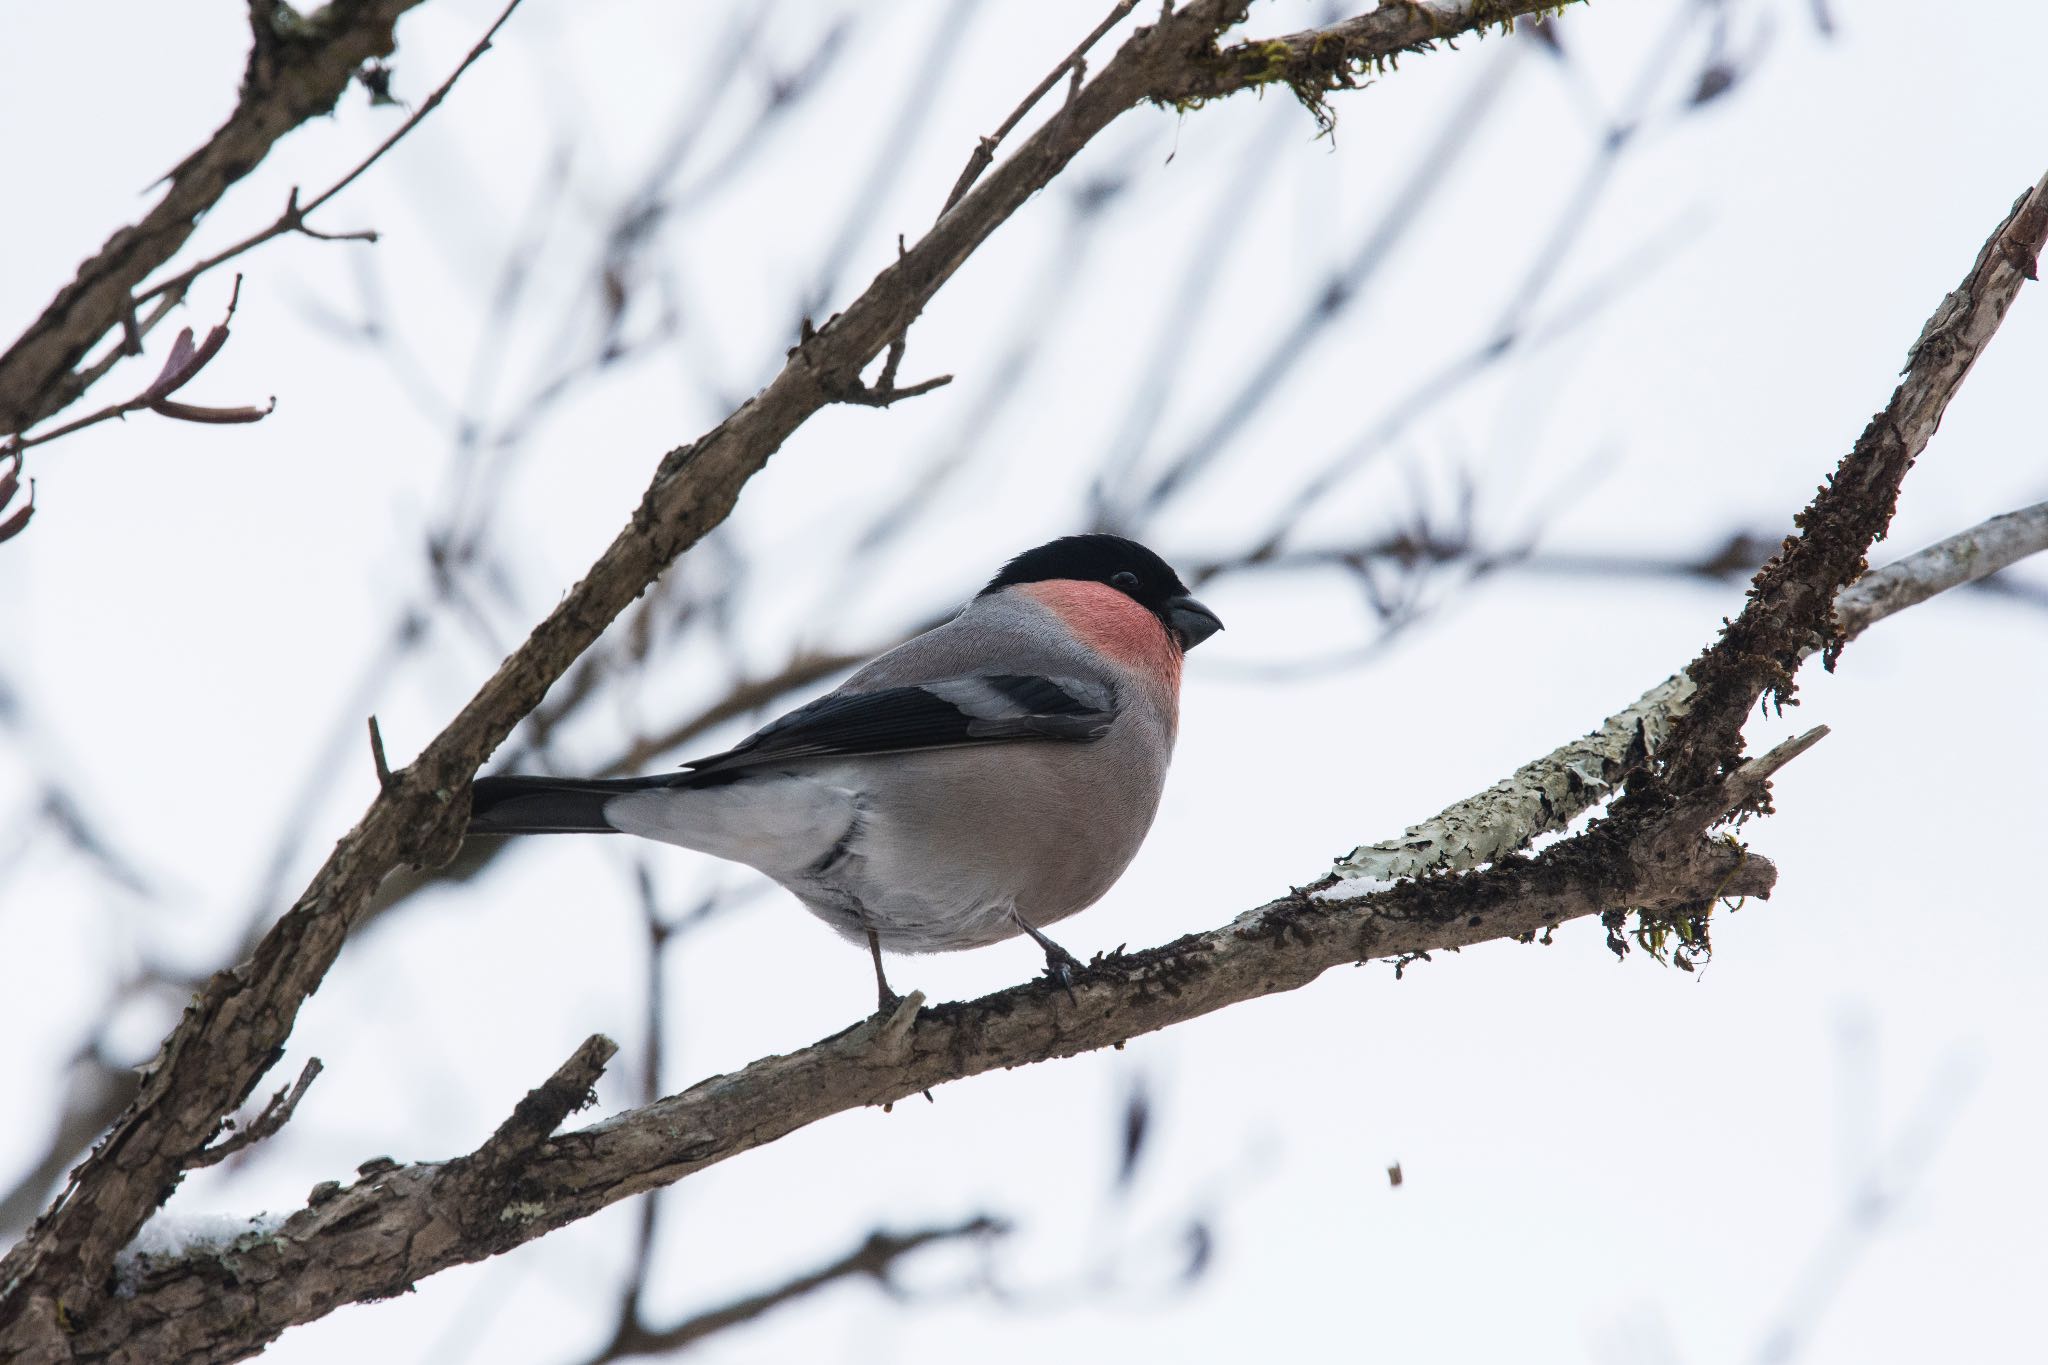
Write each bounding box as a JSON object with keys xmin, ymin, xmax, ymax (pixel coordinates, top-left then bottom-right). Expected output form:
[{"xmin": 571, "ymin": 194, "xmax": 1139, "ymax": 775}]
[
  {"xmin": 1017, "ymin": 918, "xmax": 1085, "ymax": 1003},
  {"xmin": 1039, "ymin": 944, "xmax": 1084, "ymax": 1004}
]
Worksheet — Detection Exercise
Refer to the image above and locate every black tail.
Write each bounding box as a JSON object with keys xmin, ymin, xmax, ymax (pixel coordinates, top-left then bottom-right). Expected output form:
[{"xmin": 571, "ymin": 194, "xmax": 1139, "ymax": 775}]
[{"xmin": 469, "ymin": 773, "xmax": 676, "ymax": 835}]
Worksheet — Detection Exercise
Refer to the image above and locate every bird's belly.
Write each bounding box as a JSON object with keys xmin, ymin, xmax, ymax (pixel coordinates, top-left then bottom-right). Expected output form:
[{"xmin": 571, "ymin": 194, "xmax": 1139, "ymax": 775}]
[
  {"xmin": 787, "ymin": 743, "xmax": 1164, "ymax": 954},
  {"xmin": 792, "ymin": 876, "xmax": 1026, "ymax": 954}
]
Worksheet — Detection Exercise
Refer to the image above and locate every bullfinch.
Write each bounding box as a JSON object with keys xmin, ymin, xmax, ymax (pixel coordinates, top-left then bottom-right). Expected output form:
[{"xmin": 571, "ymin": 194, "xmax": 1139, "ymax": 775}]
[{"xmin": 468, "ymin": 534, "xmax": 1223, "ymax": 1010}]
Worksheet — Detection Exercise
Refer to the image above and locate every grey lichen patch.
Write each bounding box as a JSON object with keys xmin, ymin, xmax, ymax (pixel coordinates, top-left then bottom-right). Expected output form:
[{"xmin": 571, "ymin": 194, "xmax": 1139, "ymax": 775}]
[
  {"xmin": 1325, "ymin": 673, "xmax": 1697, "ymax": 888},
  {"xmin": 496, "ymin": 1201, "xmax": 548, "ymax": 1224}
]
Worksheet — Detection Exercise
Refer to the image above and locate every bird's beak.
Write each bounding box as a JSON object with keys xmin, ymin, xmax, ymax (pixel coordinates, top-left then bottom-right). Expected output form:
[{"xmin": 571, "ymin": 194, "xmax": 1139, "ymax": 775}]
[{"xmin": 1163, "ymin": 594, "xmax": 1224, "ymax": 649}]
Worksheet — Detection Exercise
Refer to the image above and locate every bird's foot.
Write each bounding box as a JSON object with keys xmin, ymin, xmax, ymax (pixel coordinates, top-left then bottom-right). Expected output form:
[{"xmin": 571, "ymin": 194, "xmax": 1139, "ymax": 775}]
[{"xmin": 1019, "ymin": 920, "xmax": 1084, "ymax": 1003}]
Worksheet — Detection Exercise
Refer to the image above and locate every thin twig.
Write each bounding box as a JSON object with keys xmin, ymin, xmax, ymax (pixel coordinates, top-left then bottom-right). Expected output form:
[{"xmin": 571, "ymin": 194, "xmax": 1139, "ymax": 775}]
[
  {"xmin": 187, "ymin": 1058, "xmax": 323, "ymax": 1170},
  {"xmin": 366, "ymin": 715, "xmax": 394, "ymax": 792},
  {"xmin": 0, "ymin": 0, "xmax": 436, "ymax": 435},
  {"xmin": 939, "ymin": 0, "xmax": 1140, "ymax": 215},
  {"xmin": 4, "ymin": 279, "xmax": 271, "ymax": 454},
  {"xmin": 135, "ymin": 0, "xmax": 530, "ymax": 310}
]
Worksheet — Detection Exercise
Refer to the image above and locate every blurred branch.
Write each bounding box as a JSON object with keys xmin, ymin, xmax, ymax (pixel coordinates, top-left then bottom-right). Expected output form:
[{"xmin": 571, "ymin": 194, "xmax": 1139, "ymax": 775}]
[
  {"xmin": 1131, "ymin": 34, "xmax": 1520, "ymax": 514},
  {"xmin": 0, "ymin": 453, "xmax": 33, "ymax": 542},
  {"xmin": 1, "ymin": 5, "xmax": 1581, "ymax": 1350},
  {"xmin": 597, "ymin": 647, "xmax": 888, "ymax": 778},
  {"xmin": 1135, "ymin": 0, "xmax": 1707, "ymax": 524},
  {"xmin": 0, "ymin": 1057, "xmax": 134, "ymax": 1238},
  {"xmin": 582, "ymin": 1218, "xmax": 1006, "ymax": 1364},
  {"xmin": 1750, "ymin": 1048, "xmax": 1980, "ymax": 1365},
  {"xmin": 807, "ymin": 0, "xmax": 983, "ymax": 312},
  {"xmin": 0, "ymin": 0, "xmax": 441, "ymax": 436}
]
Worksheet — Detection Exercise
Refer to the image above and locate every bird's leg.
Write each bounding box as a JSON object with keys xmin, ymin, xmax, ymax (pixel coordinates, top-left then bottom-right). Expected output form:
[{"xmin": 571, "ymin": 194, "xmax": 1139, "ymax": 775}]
[
  {"xmin": 1016, "ymin": 916, "xmax": 1084, "ymax": 999},
  {"xmin": 865, "ymin": 927, "xmax": 902, "ymax": 1015}
]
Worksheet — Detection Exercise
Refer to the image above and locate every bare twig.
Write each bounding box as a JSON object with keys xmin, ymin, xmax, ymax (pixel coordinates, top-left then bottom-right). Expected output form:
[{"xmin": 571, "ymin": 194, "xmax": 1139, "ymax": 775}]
[
  {"xmin": 3, "ymin": 281, "xmax": 272, "ymax": 455},
  {"xmin": 940, "ymin": 0, "xmax": 1140, "ymax": 214},
  {"xmin": 461, "ymin": 1035, "xmax": 617, "ymax": 1183},
  {"xmin": 366, "ymin": 715, "xmax": 395, "ymax": 792},
  {"xmin": 0, "ymin": 0, "xmax": 434, "ymax": 434},
  {"xmin": 134, "ymin": 0, "xmax": 530, "ymax": 313},
  {"xmin": 0, "ymin": 453, "xmax": 32, "ymax": 543},
  {"xmin": 187, "ymin": 1059, "xmax": 323, "ymax": 1171}
]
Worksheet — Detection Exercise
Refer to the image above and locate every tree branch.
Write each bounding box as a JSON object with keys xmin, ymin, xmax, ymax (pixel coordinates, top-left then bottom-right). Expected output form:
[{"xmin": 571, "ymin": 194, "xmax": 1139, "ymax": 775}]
[
  {"xmin": 130, "ymin": 0, "xmax": 529, "ymax": 315},
  {"xmin": 2, "ymin": 281, "xmax": 274, "ymax": 460},
  {"xmin": 79, "ymin": 822, "xmax": 1772, "ymax": 1364},
  {"xmin": 939, "ymin": 0, "xmax": 1141, "ymax": 214},
  {"xmin": 0, "ymin": 0, "xmax": 436, "ymax": 435},
  {"xmin": 185, "ymin": 1059, "xmax": 322, "ymax": 1171},
  {"xmin": 0, "ymin": 3, "xmax": 1575, "ymax": 1352},
  {"xmin": 1331, "ymin": 494, "xmax": 2048, "ymax": 883},
  {"xmin": 1834, "ymin": 498, "xmax": 2048, "ymax": 642},
  {"xmin": 1151, "ymin": 0, "xmax": 1574, "ymax": 129},
  {"xmin": 1657, "ymin": 168, "xmax": 2048, "ymax": 791}
]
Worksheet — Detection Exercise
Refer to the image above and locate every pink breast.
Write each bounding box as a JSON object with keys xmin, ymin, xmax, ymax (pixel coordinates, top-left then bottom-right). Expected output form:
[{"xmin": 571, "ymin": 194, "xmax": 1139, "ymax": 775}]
[{"xmin": 1019, "ymin": 580, "xmax": 1183, "ymax": 703}]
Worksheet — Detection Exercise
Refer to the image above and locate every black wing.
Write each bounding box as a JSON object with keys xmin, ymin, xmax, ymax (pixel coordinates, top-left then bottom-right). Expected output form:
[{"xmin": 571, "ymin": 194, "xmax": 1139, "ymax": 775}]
[{"xmin": 682, "ymin": 674, "xmax": 1117, "ymax": 778}]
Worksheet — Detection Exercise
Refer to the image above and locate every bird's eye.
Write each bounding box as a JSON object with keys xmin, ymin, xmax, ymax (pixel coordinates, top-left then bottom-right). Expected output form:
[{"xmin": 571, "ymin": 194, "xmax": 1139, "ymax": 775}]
[{"xmin": 1109, "ymin": 571, "xmax": 1140, "ymax": 593}]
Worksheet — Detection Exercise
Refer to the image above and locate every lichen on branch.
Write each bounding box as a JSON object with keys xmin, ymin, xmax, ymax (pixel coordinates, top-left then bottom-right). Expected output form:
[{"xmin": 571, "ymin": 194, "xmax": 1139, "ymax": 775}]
[{"xmin": 1153, "ymin": 0, "xmax": 1583, "ymax": 132}]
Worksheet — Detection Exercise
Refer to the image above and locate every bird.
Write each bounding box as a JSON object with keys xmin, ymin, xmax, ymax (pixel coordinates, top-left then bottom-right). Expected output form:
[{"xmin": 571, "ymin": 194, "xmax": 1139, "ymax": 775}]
[{"xmin": 467, "ymin": 533, "xmax": 1223, "ymax": 1012}]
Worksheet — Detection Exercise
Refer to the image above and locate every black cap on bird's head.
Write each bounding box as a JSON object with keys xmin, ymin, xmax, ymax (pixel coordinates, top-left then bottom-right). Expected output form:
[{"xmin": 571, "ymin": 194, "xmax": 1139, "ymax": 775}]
[{"xmin": 982, "ymin": 533, "xmax": 1224, "ymax": 649}]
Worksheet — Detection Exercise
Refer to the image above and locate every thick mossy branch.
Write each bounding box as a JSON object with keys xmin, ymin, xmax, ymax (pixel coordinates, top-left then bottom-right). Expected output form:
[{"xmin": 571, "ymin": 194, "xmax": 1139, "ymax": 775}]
[
  {"xmin": 1155, "ymin": 0, "xmax": 1583, "ymax": 132},
  {"xmin": 1650, "ymin": 171, "xmax": 2048, "ymax": 794}
]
